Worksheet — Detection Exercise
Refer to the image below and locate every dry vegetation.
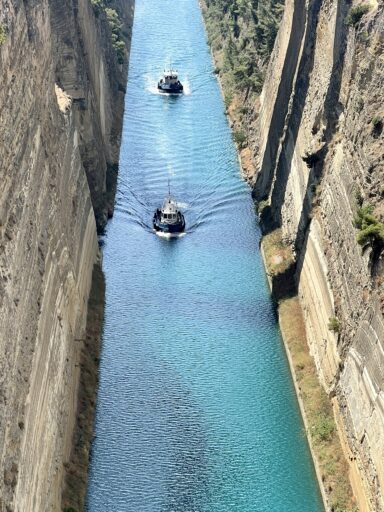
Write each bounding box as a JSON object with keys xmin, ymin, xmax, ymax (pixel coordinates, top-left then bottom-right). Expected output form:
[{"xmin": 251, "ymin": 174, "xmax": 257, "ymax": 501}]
[
  {"xmin": 261, "ymin": 228, "xmax": 294, "ymax": 276},
  {"xmin": 279, "ymin": 299, "xmax": 356, "ymax": 512},
  {"xmin": 261, "ymin": 231, "xmax": 357, "ymax": 512}
]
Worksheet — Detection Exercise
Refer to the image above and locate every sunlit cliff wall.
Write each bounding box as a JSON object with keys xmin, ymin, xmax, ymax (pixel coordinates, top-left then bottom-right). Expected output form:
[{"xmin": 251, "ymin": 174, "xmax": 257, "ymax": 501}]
[
  {"xmin": 0, "ymin": 0, "xmax": 133, "ymax": 509},
  {"xmin": 253, "ymin": 0, "xmax": 384, "ymax": 509}
]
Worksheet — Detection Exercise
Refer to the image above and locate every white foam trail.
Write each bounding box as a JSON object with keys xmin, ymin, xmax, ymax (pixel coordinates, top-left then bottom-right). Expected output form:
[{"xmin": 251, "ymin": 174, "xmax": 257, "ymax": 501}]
[
  {"xmin": 182, "ymin": 77, "xmax": 191, "ymax": 95},
  {"xmin": 145, "ymin": 73, "xmax": 161, "ymax": 94},
  {"xmin": 155, "ymin": 231, "xmax": 186, "ymax": 239},
  {"xmin": 147, "ymin": 84, "xmax": 162, "ymax": 95}
]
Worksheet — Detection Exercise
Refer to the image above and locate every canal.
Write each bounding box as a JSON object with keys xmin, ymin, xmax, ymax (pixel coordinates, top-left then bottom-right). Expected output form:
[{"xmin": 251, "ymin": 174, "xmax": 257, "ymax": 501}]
[{"xmin": 86, "ymin": 0, "xmax": 324, "ymax": 510}]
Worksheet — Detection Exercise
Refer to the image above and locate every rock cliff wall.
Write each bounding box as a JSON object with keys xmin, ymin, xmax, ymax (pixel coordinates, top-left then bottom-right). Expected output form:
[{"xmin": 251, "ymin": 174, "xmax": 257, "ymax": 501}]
[
  {"xmin": 252, "ymin": 0, "xmax": 384, "ymax": 509},
  {"xmin": 0, "ymin": 0, "xmax": 133, "ymax": 510}
]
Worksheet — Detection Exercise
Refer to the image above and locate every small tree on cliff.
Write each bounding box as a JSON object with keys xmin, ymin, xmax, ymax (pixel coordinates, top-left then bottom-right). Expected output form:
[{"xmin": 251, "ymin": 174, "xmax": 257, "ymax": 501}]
[
  {"xmin": 353, "ymin": 204, "xmax": 384, "ymax": 263},
  {"xmin": 346, "ymin": 4, "xmax": 370, "ymax": 27}
]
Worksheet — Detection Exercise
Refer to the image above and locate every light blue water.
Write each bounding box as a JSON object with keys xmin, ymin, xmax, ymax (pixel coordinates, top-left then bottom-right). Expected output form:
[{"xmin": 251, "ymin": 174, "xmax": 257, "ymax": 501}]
[{"xmin": 86, "ymin": 1, "xmax": 324, "ymax": 511}]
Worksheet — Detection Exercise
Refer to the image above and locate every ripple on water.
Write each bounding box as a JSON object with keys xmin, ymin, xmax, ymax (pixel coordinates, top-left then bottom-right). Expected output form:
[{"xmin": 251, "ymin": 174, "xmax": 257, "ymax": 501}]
[{"xmin": 86, "ymin": 0, "xmax": 324, "ymax": 511}]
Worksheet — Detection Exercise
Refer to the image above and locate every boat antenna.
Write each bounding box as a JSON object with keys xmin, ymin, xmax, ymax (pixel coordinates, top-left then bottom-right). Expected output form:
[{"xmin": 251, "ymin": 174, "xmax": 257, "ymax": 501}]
[{"xmin": 168, "ymin": 177, "xmax": 171, "ymax": 197}]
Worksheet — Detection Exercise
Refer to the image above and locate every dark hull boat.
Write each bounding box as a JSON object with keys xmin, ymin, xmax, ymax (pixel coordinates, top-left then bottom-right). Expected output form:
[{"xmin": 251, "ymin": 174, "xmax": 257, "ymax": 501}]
[
  {"xmin": 153, "ymin": 197, "xmax": 185, "ymax": 234},
  {"xmin": 158, "ymin": 80, "xmax": 183, "ymax": 93},
  {"xmin": 158, "ymin": 69, "xmax": 183, "ymax": 94}
]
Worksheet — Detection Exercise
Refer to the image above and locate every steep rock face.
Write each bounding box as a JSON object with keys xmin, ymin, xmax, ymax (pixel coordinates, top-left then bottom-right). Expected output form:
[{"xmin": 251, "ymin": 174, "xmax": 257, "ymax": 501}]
[
  {"xmin": 0, "ymin": 0, "xmax": 133, "ymax": 510},
  {"xmin": 253, "ymin": 0, "xmax": 384, "ymax": 509}
]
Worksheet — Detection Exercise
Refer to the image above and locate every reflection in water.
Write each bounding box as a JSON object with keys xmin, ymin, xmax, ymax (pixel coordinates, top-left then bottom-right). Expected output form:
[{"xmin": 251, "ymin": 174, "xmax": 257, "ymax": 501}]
[{"xmin": 86, "ymin": 0, "xmax": 324, "ymax": 510}]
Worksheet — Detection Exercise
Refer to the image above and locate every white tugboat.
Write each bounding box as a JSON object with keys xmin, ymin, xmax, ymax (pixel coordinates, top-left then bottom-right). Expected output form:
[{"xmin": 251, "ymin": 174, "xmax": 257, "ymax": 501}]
[{"xmin": 158, "ymin": 68, "xmax": 183, "ymax": 94}]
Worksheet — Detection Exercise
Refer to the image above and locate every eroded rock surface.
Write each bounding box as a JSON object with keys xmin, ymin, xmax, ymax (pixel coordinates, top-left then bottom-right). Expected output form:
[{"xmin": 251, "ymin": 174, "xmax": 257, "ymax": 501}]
[
  {"xmin": 252, "ymin": 0, "xmax": 384, "ymax": 509},
  {"xmin": 0, "ymin": 0, "xmax": 133, "ymax": 509}
]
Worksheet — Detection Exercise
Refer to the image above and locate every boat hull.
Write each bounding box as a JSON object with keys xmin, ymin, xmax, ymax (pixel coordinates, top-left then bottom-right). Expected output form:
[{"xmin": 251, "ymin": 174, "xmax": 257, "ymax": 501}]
[{"xmin": 157, "ymin": 81, "xmax": 183, "ymax": 94}]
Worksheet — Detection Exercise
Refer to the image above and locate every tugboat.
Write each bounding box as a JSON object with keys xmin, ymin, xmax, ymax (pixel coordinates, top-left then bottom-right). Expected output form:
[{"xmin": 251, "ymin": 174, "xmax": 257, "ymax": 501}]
[
  {"xmin": 158, "ymin": 69, "xmax": 183, "ymax": 94},
  {"xmin": 153, "ymin": 192, "xmax": 185, "ymax": 235}
]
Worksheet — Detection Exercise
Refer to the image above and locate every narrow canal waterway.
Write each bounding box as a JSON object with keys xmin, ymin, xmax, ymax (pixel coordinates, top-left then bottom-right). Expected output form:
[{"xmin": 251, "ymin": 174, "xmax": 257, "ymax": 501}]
[{"xmin": 86, "ymin": 1, "xmax": 324, "ymax": 510}]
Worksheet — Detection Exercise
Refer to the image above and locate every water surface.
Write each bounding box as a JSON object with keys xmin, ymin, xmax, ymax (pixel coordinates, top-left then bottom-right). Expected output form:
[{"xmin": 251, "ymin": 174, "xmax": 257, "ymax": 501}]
[{"xmin": 86, "ymin": 1, "xmax": 324, "ymax": 510}]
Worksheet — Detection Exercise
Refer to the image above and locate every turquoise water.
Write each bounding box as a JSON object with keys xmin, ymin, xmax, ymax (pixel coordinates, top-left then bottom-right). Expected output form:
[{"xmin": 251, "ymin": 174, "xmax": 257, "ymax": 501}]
[{"xmin": 86, "ymin": 1, "xmax": 324, "ymax": 510}]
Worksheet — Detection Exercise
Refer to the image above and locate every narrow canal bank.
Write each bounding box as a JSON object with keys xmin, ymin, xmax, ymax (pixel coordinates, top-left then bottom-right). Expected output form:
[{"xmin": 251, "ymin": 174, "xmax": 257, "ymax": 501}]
[
  {"xmin": 85, "ymin": 0, "xmax": 325, "ymax": 510},
  {"xmin": 62, "ymin": 262, "xmax": 105, "ymax": 511},
  {"xmin": 201, "ymin": 5, "xmax": 358, "ymax": 509},
  {"xmin": 259, "ymin": 231, "xmax": 356, "ymax": 511}
]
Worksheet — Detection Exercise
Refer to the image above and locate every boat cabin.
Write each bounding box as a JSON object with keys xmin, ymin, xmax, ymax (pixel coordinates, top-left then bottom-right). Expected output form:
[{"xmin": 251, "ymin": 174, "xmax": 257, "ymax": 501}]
[
  {"xmin": 160, "ymin": 198, "xmax": 179, "ymax": 224},
  {"xmin": 158, "ymin": 67, "xmax": 183, "ymax": 93},
  {"xmin": 162, "ymin": 70, "xmax": 179, "ymax": 84},
  {"xmin": 153, "ymin": 192, "xmax": 185, "ymax": 234}
]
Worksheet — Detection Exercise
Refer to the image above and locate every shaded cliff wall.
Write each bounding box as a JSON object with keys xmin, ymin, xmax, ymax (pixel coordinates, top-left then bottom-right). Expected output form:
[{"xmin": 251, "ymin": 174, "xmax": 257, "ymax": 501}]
[
  {"xmin": 253, "ymin": 0, "xmax": 384, "ymax": 509},
  {"xmin": 0, "ymin": 0, "xmax": 133, "ymax": 510}
]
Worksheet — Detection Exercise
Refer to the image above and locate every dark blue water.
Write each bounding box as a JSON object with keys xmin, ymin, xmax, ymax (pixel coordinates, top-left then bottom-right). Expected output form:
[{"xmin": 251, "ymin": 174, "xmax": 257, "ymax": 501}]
[{"xmin": 86, "ymin": 1, "xmax": 324, "ymax": 510}]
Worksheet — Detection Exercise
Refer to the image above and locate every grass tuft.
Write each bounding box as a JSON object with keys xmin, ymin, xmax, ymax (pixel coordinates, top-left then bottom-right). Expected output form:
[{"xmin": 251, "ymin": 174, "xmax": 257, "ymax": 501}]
[
  {"xmin": 328, "ymin": 317, "xmax": 341, "ymax": 334},
  {"xmin": 262, "ymin": 229, "xmax": 294, "ymax": 276},
  {"xmin": 0, "ymin": 25, "xmax": 7, "ymax": 45}
]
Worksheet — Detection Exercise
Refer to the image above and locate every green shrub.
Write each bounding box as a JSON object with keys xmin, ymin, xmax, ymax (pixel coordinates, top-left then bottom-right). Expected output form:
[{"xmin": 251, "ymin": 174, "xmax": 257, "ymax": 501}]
[
  {"xmin": 353, "ymin": 203, "xmax": 374, "ymax": 228},
  {"xmin": 0, "ymin": 25, "xmax": 7, "ymax": 45},
  {"xmin": 353, "ymin": 204, "xmax": 384, "ymax": 248},
  {"xmin": 105, "ymin": 8, "xmax": 122, "ymax": 33},
  {"xmin": 372, "ymin": 115, "xmax": 383, "ymax": 136},
  {"xmin": 313, "ymin": 414, "xmax": 335, "ymax": 443},
  {"xmin": 90, "ymin": 0, "xmax": 104, "ymax": 16},
  {"xmin": 64, "ymin": 508, "xmax": 78, "ymax": 512},
  {"xmin": 239, "ymin": 106, "xmax": 250, "ymax": 115},
  {"xmin": 233, "ymin": 130, "xmax": 246, "ymax": 146},
  {"xmin": 104, "ymin": 7, "xmax": 126, "ymax": 64},
  {"xmin": 203, "ymin": 0, "xmax": 284, "ymax": 95},
  {"xmin": 346, "ymin": 4, "xmax": 370, "ymax": 26},
  {"xmin": 333, "ymin": 507, "xmax": 359, "ymax": 512},
  {"xmin": 113, "ymin": 39, "xmax": 126, "ymax": 64},
  {"xmin": 328, "ymin": 317, "xmax": 341, "ymax": 334},
  {"xmin": 224, "ymin": 92, "xmax": 233, "ymax": 110},
  {"xmin": 357, "ymin": 223, "xmax": 384, "ymax": 246},
  {"xmin": 257, "ymin": 199, "xmax": 269, "ymax": 214},
  {"xmin": 89, "ymin": 1, "xmax": 126, "ymax": 62}
]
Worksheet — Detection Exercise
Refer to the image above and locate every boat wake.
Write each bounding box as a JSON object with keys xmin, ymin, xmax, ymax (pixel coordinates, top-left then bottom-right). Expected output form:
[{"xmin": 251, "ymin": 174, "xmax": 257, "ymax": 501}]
[
  {"xmin": 154, "ymin": 231, "xmax": 186, "ymax": 240},
  {"xmin": 174, "ymin": 201, "xmax": 189, "ymax": 209}
]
